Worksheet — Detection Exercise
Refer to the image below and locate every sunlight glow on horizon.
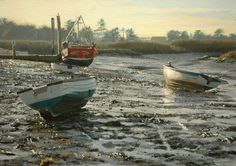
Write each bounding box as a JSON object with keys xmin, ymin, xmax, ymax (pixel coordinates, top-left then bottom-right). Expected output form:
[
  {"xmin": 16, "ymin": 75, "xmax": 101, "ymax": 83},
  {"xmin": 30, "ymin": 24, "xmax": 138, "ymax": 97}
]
[{"xmin": 0, "ymin": 0, "xmax": 235, "ymax": 37}]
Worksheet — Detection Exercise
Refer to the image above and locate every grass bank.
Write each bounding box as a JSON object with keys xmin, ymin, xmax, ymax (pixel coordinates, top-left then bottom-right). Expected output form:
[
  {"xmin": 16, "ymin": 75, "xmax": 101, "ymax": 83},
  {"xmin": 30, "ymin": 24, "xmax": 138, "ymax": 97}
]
[
  {"xmin": 0, "ymin": 40, "xmax": 53, "ymax": 55},
  {"xmin": 96, "ymin": 41, "xmax": 184, "ymax": 54},
  {"xmin": 218, "ymin": 50, "xmax": 236, "ymax": 62},
  {"xmin": 172, "ymin": 40, "xmax": 236, "ymax": 53},
  {"xmin": 1, "ymin": 40, "xmax": 236, "ymax": 56},
  {"xmin": 0, "ymin": 40, "xmax": 183, "ymax": 56}
]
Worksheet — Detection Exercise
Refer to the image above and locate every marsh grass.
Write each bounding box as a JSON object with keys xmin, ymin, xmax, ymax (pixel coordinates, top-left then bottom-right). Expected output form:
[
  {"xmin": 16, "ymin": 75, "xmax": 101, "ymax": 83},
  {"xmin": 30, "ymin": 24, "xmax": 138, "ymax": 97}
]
[
  {"xmin": 96, "ymin": 41, "xmax": 182, "ymax": 54},
  {"xmin": 172, "ymin": 40, "xmax": 236, "ymax": 53},
  {"xmin": 1, "ymin": 40, "xmax": 236, "ymax": 55},
  {"xmin": 0, "ymin": 40, "xmax": 53, "ymax": 55},
  {"xmin": 0, "ymin": 40, "xmax": 182, "ymax": 55}
]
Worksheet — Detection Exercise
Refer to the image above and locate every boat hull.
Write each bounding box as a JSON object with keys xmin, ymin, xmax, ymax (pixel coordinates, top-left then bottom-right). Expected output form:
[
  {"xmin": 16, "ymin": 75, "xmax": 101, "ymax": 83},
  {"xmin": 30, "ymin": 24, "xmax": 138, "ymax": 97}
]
[
  {"xmin": 31, "ymin": 90, "xmax": 95, "ymax": 117},
  {"xmin": 62, "ymin": 57, "xmax": 94, "ymax": 67},
  {"xmin": 163, "ymin": 65, "xmax": 226, "ymax": 90},
  {"xmin": 18, "ymin": 77, "xmax": 96, "ymax": 117},
  {"xmin": 62, "ymin": 47, "xmax": 96, "ymax": 67}
]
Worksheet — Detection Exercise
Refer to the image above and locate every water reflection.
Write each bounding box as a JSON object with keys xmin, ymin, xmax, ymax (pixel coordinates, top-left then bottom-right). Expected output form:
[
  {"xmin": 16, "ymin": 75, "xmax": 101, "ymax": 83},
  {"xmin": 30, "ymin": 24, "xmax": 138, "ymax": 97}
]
[
  {"xmin": 162, "ymin": 86, "xmax": 221, "ymax": 108},
  {"xmin": 162, "ymin": 88, "xmax": 176, "ymax": 104}
]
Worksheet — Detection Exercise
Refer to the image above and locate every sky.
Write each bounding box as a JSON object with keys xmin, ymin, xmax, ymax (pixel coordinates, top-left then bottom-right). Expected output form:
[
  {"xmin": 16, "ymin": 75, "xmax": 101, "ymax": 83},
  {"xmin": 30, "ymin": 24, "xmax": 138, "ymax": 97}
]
[{"xmin": 0, "ymin": 0, "xmax": 235, "ymax": 37}]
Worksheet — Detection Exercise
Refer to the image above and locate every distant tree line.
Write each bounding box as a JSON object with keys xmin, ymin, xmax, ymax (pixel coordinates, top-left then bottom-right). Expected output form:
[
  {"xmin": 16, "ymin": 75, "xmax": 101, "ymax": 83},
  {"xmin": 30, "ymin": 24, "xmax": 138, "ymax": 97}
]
[
  {"xmin": 65, "ymin": 18, "xmax": 138, "ymax": 41},
  {"xmin": 0, "ymin": 17, "xmax": 68, "ymax": 41},
  {"xmin": 167, "ymin": 29, "xmax": 236, "ymax": 41},
  {"xmin": 0, "ymin": 17, "xmax": 139, "ymax": 41}
]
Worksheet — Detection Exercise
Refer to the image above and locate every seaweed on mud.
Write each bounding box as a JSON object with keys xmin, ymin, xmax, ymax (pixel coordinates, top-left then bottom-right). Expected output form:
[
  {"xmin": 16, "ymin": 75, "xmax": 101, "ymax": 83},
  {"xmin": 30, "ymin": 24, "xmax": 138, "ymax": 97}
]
[
  {"xmin": 152, "ymin": 153, "xmax": 175, "ymax": 159},
  {"xmin": 106, "ymin": 151, "xmax": 134, "ymax": 160},
  {"xmin": 222, "ymin": 126, "xmax": 236, "ymax": 132},
  {"xmin": 122, "ymin": 112, "xmax": 168, "ymax": 125},
  {"xmin": 104, "ymin": 120, "xmax": 123, "ymax": 127},
  {"xmin": 217, "ymin": 136, "xmax": 235, "ymax": 143},
  {"xmin": 167, "ymin": 137, "xmax": 198, "ymax": 150},
  {"xmin": 0, "ymin": 149, "xmax": 15, "ymax": 156},
  {"xmin": 0, "ymin": 135, "xmax": 17, "ymax": 144},
  {"xmin": 207, "ymin": 150, "xmax": 236, "ymax": 158},
  {"xmin": 40, "ymin": 157, "xmax": 54, "ymax": 166}
]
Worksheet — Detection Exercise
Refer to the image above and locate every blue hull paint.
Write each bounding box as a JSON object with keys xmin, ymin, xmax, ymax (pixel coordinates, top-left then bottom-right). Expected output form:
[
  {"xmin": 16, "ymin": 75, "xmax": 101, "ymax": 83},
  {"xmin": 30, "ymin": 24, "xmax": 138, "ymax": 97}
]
[
  {"xmin": 29, "ymin": 89, "xmax": 95, "ymax": 115},
  {"xmin": 181, "ymin": 70, "xmax": 200, "ymax": 77}
]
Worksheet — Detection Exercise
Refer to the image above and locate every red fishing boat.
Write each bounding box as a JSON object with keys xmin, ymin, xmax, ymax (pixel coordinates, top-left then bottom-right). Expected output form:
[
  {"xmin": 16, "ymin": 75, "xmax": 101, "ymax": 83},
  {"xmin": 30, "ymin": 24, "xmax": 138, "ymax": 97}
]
[
  {"xmin": 62, "ymin": 41, "xmax": 97, "ymax": 66},
  {"xmin": 61, "ymin": 16, "xmax": 97, "ymax": 67}
]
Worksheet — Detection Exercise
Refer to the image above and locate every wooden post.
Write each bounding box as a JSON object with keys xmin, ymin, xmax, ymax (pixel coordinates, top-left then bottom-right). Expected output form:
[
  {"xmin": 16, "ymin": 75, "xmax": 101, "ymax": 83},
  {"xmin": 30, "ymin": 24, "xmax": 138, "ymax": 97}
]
[
  {"xmin": 51, "ymin": 17, "xmax": 55, "ymax": 55},
  {"xmin": 56, "ymin": 14, "xmax": 62, "ymax": 60},
  {"xmin": 12, "ymin": 40, "xmax": 16, "ymax": 59}
]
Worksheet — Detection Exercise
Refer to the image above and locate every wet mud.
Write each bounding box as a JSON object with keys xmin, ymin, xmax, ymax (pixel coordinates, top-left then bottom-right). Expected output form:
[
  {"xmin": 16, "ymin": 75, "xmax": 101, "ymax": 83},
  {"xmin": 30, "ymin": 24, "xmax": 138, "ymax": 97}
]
[{"xmin": 0, "ymin": 53, "xmax": 236, "ymax": 165}]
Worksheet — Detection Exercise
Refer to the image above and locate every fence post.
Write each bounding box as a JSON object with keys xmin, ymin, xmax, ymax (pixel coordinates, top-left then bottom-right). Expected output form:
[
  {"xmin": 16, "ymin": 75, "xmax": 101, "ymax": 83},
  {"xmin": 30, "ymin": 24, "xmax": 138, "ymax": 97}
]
[
  {"xmin": 12, "ymin": 40, "xmax": 16, "ymax": 59},
  {"xmin": 51, "ymin": 17, "xmax": 55, "ymax": 55},
  {"xmin": 56, "ymin": 14, "xmax": 62, "ymax": 60}
]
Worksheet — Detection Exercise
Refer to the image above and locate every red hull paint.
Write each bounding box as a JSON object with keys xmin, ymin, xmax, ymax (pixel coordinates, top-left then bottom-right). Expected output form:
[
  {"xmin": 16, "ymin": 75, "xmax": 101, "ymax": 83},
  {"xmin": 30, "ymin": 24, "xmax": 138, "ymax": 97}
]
[{"xmin": 65, "ymin": 47, "xmax": 97, "ymax": 59}]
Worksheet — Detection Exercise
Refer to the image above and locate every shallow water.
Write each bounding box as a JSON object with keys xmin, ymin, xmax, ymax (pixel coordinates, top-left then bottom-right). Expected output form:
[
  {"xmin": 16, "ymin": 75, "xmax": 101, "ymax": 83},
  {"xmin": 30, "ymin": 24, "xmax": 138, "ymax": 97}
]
[{"xmin": 0, "ymin": 53, "xmax": 235, "ymax": 165}]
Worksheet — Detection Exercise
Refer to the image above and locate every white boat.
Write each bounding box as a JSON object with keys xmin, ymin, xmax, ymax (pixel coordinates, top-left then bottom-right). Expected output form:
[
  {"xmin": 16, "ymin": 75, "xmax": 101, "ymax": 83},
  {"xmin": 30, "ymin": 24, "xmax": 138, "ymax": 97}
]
[
  {"xmin": 51, "ymin": 62, "xmax": 79, "ymax": 73},
  {"xmin": 163, "ymin": 62, "xmax": 227, "ymax": 90},
  {"xmin": 18, "ymin": 76, "xmax": 96, "ymax": 118}
]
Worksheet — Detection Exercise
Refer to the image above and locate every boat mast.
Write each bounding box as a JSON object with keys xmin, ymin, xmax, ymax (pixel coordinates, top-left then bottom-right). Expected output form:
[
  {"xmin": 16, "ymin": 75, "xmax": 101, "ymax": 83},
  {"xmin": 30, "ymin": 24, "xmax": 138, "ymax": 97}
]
[
  {"xmin": 65, "ymin": 16, "xmax": 90, "ymax": 44},
  {"xmin": 79, "ymin": 16, "xmax": 91, "ymax": 44},
  {"xmin": 77, "ymin": 16, "xmax": 80, "ymax": 41},
  {"xmin": 65, "ymin": 18, "xmax": 78, "ymax": 41}
]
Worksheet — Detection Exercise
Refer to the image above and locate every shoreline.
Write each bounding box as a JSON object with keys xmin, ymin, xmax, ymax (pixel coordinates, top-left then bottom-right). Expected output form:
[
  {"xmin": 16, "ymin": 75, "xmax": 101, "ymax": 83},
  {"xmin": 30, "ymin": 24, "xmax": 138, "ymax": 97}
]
[{"xmin": 0, "ymin": 49, "xmax": 234, "ymax": 63}]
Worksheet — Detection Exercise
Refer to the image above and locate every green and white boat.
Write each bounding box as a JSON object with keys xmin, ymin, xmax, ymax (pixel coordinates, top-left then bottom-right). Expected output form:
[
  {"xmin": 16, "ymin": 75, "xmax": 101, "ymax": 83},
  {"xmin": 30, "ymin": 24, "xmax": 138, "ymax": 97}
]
[{"xmin": 18, "ymin": 76, "xmax": 96, "ymax": 118}]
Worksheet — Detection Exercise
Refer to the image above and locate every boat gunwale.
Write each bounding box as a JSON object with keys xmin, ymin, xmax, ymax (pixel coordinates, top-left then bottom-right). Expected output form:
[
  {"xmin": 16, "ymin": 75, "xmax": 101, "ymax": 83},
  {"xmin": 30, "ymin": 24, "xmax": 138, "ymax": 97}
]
[
  {"xmin": 17, "ymin": 88, "xmax": 33, "ymax": 94},
  {"xmin": 47, "ymin": 81, "xmax": 63, "ymax": 87},
  {"xmin": 62, "ymin": 76, "xmax": 96, "ymax": 83},
  {"xmin": 163, "ymin": 65, "xmax": 201, "ymax": 77},
  {"xmin": 17, "ymin": 77, "xmax": 95, "ymax": 95}
]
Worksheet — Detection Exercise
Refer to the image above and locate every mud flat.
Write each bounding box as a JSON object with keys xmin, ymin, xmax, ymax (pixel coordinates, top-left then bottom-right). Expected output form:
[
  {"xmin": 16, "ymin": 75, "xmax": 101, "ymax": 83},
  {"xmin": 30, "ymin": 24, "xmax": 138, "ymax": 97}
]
[{"xmin": 0, "ymin": 53, "xmax": 236, "ymax": 165}]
